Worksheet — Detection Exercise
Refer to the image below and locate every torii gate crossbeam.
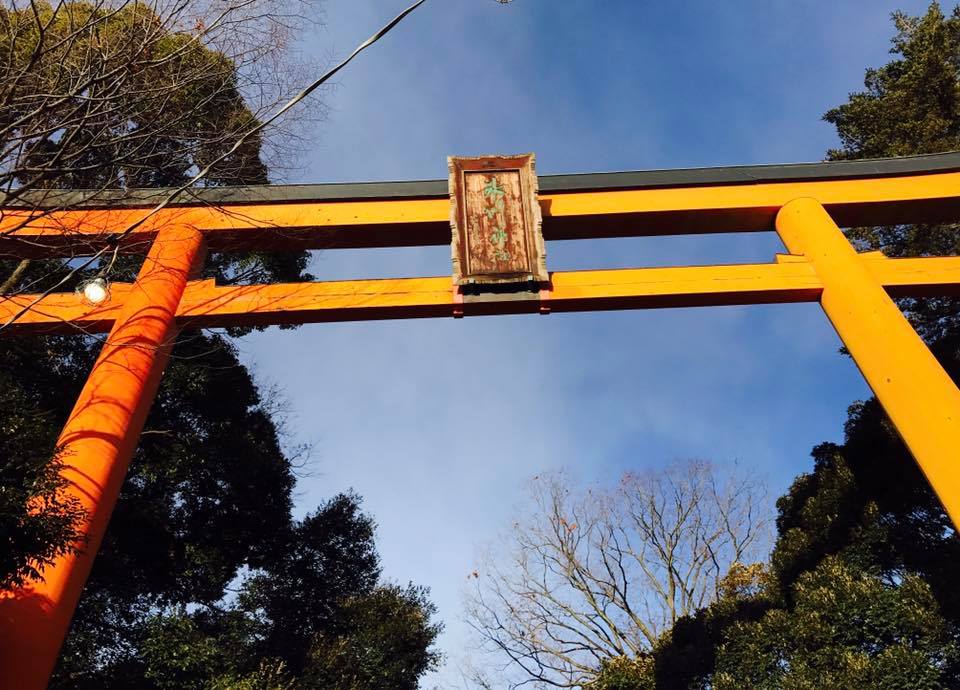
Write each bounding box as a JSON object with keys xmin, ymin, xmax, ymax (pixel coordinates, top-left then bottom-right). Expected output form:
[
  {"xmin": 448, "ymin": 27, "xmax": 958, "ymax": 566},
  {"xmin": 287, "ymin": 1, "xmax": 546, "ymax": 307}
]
[{"xmin": 3, "ymin": 152, "xmax": 960, "ymax": 689}]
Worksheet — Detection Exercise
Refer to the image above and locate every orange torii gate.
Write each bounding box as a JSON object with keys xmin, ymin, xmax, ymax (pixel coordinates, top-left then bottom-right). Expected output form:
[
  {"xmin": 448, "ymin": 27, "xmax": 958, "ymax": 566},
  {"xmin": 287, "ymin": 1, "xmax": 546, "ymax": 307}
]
[{"xmin": 3, "ymin": 151, "xmax": 960, "ymax": 688}]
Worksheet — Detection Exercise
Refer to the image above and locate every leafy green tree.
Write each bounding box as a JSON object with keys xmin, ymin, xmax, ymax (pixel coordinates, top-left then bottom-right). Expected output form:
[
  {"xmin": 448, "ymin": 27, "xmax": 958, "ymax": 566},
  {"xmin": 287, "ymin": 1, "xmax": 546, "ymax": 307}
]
[
  {"xmin": 236, "ymin": 496, "xmax": 442, "ymax": 688},
  {"xmin": 56, "ymin": 492, "xmax": 441, "ymax": 690},
  {"xmin": 714, "ymin": 557, "xmax": 956, "ymax": 690},
  {"xmin": 649, "ymin": 564, "xmax": 770, "ymax": 690},
  {"xmin": 240, "ymin": 494, "xmax": 384, "ymax": 675},
  {"xmin": 0, "ymin": 0, "xmax": 270, "ymax": 196},
  {"xmin": 139, "ymin": 613, "xmax": 229, "ymax": 690},
  {"xmin": 0, "ymin": 337, "xmax": 87, "ymax": 588},
  {"xmin": 825, "ymin": 4, "xmax": 960, "ymax": 163},
  {"xmin": 302, "ymin": 584, "xmax": 442, "ymax": 690},
  {"xmin": 582, "ymin": 657, "xmax": 654, "ymax": 690}
]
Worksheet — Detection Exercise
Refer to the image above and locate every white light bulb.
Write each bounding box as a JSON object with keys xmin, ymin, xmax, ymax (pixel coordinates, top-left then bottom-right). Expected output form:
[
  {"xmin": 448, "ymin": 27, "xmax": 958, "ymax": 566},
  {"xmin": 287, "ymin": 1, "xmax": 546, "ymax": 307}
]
[{"xmin": 80, "ymin": 278, "xmax": 110, "ymax": 305}]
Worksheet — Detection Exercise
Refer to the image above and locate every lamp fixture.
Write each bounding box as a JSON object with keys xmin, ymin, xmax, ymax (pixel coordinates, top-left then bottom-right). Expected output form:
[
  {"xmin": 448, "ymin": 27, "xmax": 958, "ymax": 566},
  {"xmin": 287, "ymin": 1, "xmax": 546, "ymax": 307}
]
[{"xmin": 76, "ymin": 276, "xmax": 111, "ymax": 305}]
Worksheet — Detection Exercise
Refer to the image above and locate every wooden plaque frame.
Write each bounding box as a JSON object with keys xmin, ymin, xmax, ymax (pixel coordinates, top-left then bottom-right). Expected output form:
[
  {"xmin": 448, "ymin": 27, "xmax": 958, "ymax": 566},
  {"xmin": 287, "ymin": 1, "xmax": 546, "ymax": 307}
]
[{"xmin": 449, "ymin": 153, "xmax": 547, "ymax": 287}]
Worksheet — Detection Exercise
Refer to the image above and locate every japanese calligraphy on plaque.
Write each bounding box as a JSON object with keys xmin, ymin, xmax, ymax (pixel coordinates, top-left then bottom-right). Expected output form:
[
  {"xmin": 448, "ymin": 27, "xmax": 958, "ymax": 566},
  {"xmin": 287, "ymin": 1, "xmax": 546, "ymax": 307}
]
[{"xmin": 449, "ymin": 154, "xmax": 547, "ymax": 287}]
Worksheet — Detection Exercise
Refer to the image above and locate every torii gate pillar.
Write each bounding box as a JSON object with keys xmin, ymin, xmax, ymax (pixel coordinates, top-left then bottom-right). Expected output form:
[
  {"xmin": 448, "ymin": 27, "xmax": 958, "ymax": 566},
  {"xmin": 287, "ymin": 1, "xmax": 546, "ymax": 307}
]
[
  {"xmin": 777, "ymin": 198, "xmax": 960, "ymax": 522},
  {"xmin": 0, "ymin": 226, "xmax": 205, "ymax": 690}
]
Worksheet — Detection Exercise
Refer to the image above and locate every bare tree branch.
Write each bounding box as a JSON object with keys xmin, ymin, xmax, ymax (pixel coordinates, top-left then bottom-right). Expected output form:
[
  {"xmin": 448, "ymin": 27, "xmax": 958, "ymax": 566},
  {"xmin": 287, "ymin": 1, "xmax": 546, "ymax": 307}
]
[{"xmin": 465, "ymin": 461, "xmax": 771, "ymax": 688}]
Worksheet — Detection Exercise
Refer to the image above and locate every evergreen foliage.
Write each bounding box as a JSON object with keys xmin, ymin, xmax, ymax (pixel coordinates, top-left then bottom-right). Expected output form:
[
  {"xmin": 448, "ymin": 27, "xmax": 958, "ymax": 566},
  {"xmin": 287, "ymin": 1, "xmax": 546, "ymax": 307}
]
[
  {"xmin": 0, "ymin": 0, "xmax": 267, "ymax": 191},
  {"xmin": 582, "ymin": 657, "xmax": 655, "ymax": 690},
  {"xmin": 0, "ymin": 337, "xmax": 88, "ymax": 588},
  {"xmin": 303, "ymin": 584, "xmax": 442, "ymax": 690},
  {"xmin": 714, "ymin": 557, "xmax": 955, "ymax": 690},
  {"xmin": 825, "ymin": 1, "xmax": 960, "ymax": 341}
]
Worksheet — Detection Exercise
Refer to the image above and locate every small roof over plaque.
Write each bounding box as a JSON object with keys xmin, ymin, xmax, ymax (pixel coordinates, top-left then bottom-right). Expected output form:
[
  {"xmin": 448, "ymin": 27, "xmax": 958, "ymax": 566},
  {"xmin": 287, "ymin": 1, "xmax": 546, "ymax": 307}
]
[{"xmin": 449, "ymin": 154, "xmax": 547, "ymax": 287}]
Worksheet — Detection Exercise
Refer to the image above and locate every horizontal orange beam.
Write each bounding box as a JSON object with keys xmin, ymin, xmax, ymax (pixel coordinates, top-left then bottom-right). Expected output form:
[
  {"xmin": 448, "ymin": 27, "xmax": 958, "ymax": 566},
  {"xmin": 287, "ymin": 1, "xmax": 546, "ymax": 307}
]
[
  {"xmin": 4, "ymin": 254, "xmax": 960, "ymax": 335},
  {"xmin": 2, "ymin": 170, "xmax": 960, "ymax": 258}
]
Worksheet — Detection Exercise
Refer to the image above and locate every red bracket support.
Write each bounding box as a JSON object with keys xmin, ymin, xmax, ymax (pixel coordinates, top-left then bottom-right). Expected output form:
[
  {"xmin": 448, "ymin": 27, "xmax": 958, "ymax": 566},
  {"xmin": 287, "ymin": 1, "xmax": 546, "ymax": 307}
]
[
  {"xmin": 452, "ymin": 285, "xmax": 464, "ymax": 318},
  {"xmin": 539, "ymin": 285, "xmax": 552, "ymax": 315}
]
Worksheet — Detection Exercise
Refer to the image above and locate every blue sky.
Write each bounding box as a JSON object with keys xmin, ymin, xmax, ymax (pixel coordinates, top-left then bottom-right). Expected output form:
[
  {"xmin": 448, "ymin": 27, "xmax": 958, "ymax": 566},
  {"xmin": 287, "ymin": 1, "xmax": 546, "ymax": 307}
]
[{"xmin": 237, "ymin": 1, "xmax": 936, "ymax": 685}]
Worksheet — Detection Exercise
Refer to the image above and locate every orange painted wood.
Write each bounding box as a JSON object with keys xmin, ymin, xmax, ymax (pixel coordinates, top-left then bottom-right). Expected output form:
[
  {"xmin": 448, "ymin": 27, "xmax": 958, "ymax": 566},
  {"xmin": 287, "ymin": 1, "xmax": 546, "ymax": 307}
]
[
  {"xmin": 2, "ymin": 170, "xmax": 960, "ymax": 258},
  {"xmin": 777, "ymin": 199, "xmax": 960, "ymax": 529},
  {"xmin": 4, "ymin": 255, "xmax": 960, "ymax": 334},
  {"xmin": 0, "ymin": 226, "xmax": 205, "ymax": 690}
]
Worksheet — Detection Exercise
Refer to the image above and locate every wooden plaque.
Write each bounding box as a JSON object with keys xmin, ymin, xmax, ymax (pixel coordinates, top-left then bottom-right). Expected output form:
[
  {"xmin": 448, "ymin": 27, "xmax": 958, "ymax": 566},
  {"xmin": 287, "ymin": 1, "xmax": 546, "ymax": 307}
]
[{"xmin": 449, "ymin": 154, "xmax": 547, "ymax": 286}]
